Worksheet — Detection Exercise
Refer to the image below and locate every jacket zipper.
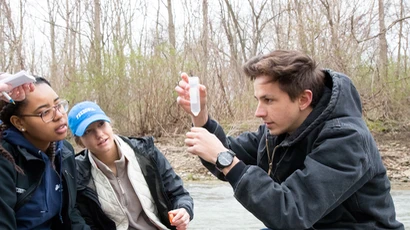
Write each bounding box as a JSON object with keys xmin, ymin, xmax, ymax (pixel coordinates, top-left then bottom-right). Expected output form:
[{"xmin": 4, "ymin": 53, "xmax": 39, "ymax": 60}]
[
  {"xmin": 62, "ymin": 169, "xmax": 76, "ymax": 224},
  {"xmin": 266, "ymin": 138, "xmax": 279, "ymax": 176},
  {"xmin": 117, "ymin": 178, "xmax": 128, "ymax": 206}
]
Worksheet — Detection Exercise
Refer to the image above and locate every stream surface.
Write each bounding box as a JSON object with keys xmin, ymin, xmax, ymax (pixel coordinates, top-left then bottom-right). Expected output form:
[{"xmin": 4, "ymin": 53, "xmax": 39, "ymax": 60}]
[{"xmin": 185, "ymin": 181, "xmax": 410, "ymax": 230}]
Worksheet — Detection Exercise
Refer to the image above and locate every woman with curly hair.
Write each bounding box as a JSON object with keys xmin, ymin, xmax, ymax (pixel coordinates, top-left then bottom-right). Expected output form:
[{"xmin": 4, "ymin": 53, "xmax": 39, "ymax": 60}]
[{"xmin": 0, "ymin": 76, "xmax": 89, "ymax": 230}]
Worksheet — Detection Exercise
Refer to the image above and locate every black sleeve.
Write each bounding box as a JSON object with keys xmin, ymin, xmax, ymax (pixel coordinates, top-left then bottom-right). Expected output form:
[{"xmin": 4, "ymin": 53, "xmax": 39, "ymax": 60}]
[
  {"xmin": 76, "ymin": 190, "xmax": 115, "ymax": 230},
  {"xmin": 0, "ymin": 156, "xmax": 18, "ymax": 229}
]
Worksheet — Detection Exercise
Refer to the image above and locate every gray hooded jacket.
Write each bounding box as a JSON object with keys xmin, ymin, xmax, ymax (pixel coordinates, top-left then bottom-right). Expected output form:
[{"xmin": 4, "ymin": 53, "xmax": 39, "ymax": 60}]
[{"xmin": 201, "ymin": 70, "xmax": 403, "ymax": 229}]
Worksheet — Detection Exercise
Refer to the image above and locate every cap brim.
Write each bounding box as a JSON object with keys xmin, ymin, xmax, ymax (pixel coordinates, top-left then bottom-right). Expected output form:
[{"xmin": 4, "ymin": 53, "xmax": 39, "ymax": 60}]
[{"xmin": 74, "ymin": 114, "xmax": 110, "ymax": 136}]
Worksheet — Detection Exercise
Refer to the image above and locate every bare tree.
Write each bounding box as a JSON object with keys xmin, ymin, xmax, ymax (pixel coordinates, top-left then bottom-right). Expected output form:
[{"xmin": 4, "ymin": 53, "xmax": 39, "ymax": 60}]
[
  {"xmin": 320, "ymin": 0, "xmax": 347, "ymax": 72},
  {"xmin": 76, "ymin": 0, "xmax": 83, "ymax": 72},
  {"xmin": 0, "ymin": 0, "xmax": 23, "ymax": 71},
  {"xmin": 166, "ymin": 0, "xmax": 177, "ymax": 78},
  {"xmin": 404, "ymin": 27, "xmax": 409, "ymax": 76},
  {"xmin": 93, "ymin": 0, "xmax": 102, "ymax": 75},
  {"xmin": 16, "ymin": 0, "xmax": 25, "ymax": 70},
  {"xmin": 166, "ymin": 0, "xmax": 176, "ymax": 49},
  {"xmin": 378, "ymin": 0, "xmax": 388, "ymax": 80},
  {"xmin": 396, "ymin": 0, "xmax": 404, "ymax": 79},
  {"xmin": 294, "ymin": 0, "xmax": 308, "ymax": 53},
  {"xmin": 46, "ymin": 0, "xmax": 58, "ymax": 83},
  {"xmin": 56, "ymin": 0, "xmax": 75, "ymax": 84},
  {"xmin": 248, "ymin": 0, "xmax": 276, "ymax": 57},
  {"xmin": 224, "ymin": 0, "xmax": 246, "ymax": 61},
  {"xmin": 201, "ymin": 0, "xmax": 209, "ymax": 85}
]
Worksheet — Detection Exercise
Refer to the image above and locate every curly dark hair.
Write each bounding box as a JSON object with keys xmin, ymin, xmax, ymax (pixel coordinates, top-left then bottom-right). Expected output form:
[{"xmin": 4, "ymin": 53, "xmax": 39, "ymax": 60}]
[{"xmin": 0, "ymin": 77, "xmax": 56, "ymax": 174}]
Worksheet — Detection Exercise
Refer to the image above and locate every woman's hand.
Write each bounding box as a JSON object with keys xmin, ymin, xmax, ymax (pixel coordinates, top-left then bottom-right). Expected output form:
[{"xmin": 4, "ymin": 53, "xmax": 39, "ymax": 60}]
[
  {"xmin": 0, "ymin": 72, "xmax": 35, "ymax": 102},
  {"xmin": 168, "ymin": 208, "xmax": 191, "ymax": 230}
]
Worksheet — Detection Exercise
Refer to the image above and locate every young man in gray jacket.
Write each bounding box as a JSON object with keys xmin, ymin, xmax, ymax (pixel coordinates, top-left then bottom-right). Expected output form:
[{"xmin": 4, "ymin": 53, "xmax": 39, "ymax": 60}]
[{"xmin": 175, "ymin": 50, "xmax": 403, "ymax": 229}]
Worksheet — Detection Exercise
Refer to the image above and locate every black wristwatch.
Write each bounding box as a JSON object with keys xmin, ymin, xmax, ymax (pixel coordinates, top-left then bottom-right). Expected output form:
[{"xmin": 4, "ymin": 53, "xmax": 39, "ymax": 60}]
[{"xmin": 215, "ymin": 150, "xmax": 236, "ymax": 171}]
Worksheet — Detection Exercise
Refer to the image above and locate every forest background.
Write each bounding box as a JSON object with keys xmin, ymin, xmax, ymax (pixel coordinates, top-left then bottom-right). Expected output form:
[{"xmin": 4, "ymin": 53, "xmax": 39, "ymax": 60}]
[{"xmin": 1, "ymin": 0, "xmax": 409, "ymax": 183}]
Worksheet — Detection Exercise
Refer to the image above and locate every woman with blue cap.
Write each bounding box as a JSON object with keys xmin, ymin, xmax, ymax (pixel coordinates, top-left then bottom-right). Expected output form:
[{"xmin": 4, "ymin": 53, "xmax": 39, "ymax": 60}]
[{"xmin": 68, "ymin": 101, "xmax": 193, "ymax": 230}]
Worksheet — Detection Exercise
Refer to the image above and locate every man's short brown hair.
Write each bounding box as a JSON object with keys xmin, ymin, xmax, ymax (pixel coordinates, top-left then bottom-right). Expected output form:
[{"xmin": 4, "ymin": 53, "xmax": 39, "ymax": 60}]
[{"xmin": 243, "ymin": 50, "xmax": 325, "ymax": 107}]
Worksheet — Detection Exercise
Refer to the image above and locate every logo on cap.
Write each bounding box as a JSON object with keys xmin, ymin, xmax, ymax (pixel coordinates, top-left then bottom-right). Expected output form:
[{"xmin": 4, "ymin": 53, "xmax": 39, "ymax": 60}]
[{"xmin": 76, "ymin": 108, "xmax": 96, "ymax": 119}]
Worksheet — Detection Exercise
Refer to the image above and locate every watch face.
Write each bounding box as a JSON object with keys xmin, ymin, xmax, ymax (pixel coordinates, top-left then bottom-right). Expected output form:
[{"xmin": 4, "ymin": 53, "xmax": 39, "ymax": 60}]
[{"xmin": 218, "ymin": 151, "xmax": 234, "ymax": 167}]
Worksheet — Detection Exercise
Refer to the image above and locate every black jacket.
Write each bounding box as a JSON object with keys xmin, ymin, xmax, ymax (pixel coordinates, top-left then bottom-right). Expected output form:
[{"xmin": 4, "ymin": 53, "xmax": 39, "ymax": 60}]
[
  {"xmin": 201, "ymin": 70, "xmax": 404, "ymax": 229},
  {"xmin": 75, "ymin": 135, "xmax": 194, "ymax": 230},
  {"xmin": 0, "ymin": 137, "xmax": 89, "ymax": 230}
]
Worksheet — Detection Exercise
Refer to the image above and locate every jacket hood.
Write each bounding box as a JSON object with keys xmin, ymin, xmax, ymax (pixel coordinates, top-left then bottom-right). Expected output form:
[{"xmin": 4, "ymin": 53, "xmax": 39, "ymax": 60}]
[
  {"xmin": 283, "ymin": 69, "xmax": 363, "ymax": 146},
  {"xmin": 3, "ymin": 126, "xmax": 63, "ymax": 157},
  {"xmin": 326, "ymin": 70, "xmax": 363, "ymax": 119}
]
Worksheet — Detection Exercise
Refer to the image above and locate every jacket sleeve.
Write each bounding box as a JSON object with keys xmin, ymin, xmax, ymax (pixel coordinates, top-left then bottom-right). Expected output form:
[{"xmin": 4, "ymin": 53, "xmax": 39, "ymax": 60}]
[
  {"xmin": 0, "ymin": 157, "xmax": 17, "ymax": 230},
  {"xmin": 200, "ymin": 117, "xmax": 265, "ymax": 181},
  {"xmin": 230, "ymin": 122, "xmax": 374, "ymax": 229},
  {"xmin": 69, "ymin": 206, "xmax": 91, "ymax": 230},
  {"xmin": 62, "ymin": 141, "xmax": 91, "ymax": 230},
  {"xmin": 154, "ymin": 145, "xmax": 194, "ymax": 220}
]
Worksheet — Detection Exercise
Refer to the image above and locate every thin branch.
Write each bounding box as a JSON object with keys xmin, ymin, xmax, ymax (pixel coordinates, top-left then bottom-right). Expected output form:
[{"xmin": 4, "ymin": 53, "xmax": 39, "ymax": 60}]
[{"xmin": 352, "ymin": 15, "xmax": 410, "ymax": 43}]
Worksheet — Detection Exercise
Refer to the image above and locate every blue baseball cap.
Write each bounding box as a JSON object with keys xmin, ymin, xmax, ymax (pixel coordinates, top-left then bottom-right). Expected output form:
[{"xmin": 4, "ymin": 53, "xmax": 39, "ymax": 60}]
[{"xmin": 68, "ymin": 101, "xmax": 110, "ymax": 136}]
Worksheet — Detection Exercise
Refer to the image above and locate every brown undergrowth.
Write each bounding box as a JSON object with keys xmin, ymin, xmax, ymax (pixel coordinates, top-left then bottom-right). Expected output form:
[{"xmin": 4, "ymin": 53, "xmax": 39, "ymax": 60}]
[{"xmin": 156, "ymin": 129, "xmax": 410, "ymax": 189}]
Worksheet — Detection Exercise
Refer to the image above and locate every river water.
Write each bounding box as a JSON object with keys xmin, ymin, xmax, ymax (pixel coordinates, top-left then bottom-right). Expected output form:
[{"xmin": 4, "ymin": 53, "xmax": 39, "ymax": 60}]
[{"xmin": 185, "ymin": 181, "xmax": 410, "ymax": 230}]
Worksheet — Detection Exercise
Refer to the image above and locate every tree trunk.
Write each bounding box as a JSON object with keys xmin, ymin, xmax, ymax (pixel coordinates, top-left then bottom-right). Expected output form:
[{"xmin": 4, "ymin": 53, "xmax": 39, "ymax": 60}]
[
  {"xmin": 17, "ymin": 0, "xmax": 24, "ymax": 70},
  {"xmin": 294, "ymin": 0, "xmax": 308, "ymax": 53},
  {"xmin": 1, "ymin": 1, "xmax": 16, "ymax": 70},
  {"xmin": 93, "ymin": 0, "xmax": 103, "ymax": 102},
  {"xmin": 47, "ymin": 0, "xmax": 57, "ymax": 83},
  {"xmin": 93, "ymin": 0, "xmax": 102, "ymax": 74},
  {"xmin": 201, "ymin": 0, "xmax": 209, "ymax": 85},
  {"xmin": 167, "ymin": 0, "xmax": 176, "ymax": 49},
  {"xmin": 396, "ymin": 0, "xmax": 403, "ymax": 79},
  {"xmin": 378, "ymin": 0, "xmax": 388, "ymax": 81},
  {"xmin": 166, "ymin": 0, "xmax": 177, "ymax": 78},
  {"xmin": 224, "ymin": 0, "xmax": 246, "ymax": 61},
  {"xmin": 63, "ymin": 0, "xmax": 71, "ymax": 84}
]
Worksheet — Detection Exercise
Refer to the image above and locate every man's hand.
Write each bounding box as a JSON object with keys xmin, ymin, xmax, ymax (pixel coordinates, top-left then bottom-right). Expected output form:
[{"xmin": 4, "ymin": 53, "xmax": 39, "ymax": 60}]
[
  {"xmin": 175, "ymin": 72, "xmax": 208, "ymax": 127},
  {"xmin": 185, "ymin": 127, "xmax": 228, "ymax": 164}
]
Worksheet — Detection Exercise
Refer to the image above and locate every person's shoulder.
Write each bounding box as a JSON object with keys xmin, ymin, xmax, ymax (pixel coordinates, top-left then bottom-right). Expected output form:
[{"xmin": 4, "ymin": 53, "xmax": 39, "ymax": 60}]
[
  {"xmin": 1, "ymin": 138, "xmax": 12, "ymax": 148},
  {"xmin": 0, "ymin": 151, "xmax": 14, "ymax": 165},
  {"xmin": 120, "ymin": 135, "xmax": 154, "ymax": 147},
  {"xmin": 58, "ymin": 140, "xmax": 78, "ymax": 162},
  {"xmin": 75, "ymin": 149, "xmax": 88, "ymax": 161},
  {"xmin": 60, "ymin": 139, "xmax": 75, "ymax": 152},
  {"xmin": 119, "ymin": 135, "xmax": 161, "ymax": 159},
  {"xmin": 0, "ymin": 148, "xmax": 18, "ymax": 175},
  {"xmin": 1, "ymin": 139, "xmax": 17, "ymax": 156}
]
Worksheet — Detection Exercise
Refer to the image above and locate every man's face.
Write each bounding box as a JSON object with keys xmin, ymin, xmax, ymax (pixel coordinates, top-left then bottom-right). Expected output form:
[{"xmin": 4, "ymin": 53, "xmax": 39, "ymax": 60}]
[{"xmin": 253, "ymin": 75, "xmax": 305, "ymax": 135}]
